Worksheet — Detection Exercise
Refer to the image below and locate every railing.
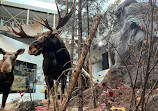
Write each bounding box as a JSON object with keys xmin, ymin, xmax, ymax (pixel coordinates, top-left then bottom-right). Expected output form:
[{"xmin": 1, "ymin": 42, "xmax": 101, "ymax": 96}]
[
  {"xmin": 0, "ymin": 5, "xmax": 55, "ymax": 28},
  {"xmin": 0, "ymin": 18, "xmax": 54, "ymax": 32}
]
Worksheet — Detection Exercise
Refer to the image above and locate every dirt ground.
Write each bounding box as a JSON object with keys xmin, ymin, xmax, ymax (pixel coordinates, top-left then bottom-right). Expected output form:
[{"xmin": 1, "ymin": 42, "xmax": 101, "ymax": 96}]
[
  {"xmin": 1, "ymin": 84, "xmax": 158, "ymax": 111},
  {"xmin": 67, "ymin": 83, "xmax": 158, "ymax": 111}
]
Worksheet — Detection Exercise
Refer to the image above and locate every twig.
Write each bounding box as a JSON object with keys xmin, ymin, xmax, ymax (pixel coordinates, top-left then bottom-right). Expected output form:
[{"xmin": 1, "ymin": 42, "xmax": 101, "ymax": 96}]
[
  {"xmin": 130, "ymin": 44, "xmax": 143, "ymax": 109},
  {"xmin": 140, "ymin": 1, "xmax": 154, "ymax": 110},
  {"xmin": 145, "ymin": 79, "xmax": 158, "ymax": 98}
]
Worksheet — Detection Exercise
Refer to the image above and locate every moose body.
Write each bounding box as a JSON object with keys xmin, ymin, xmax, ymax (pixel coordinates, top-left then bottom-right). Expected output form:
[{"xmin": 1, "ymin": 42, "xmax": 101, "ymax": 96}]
[
  {"xmin": 0, "ymin": 48, "xmax": 25, "ymax": 108},
  {"xmin": 0, "ymin": 68, "xmax": 14, "ymax": 108},
  {"xmin": 28, "ymin": 32, "xmax": 71, "ymax": 95}
]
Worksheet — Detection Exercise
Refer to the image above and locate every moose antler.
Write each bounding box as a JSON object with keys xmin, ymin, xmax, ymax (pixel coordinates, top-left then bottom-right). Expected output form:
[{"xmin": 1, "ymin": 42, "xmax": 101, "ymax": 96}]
[
  {"xmin": 55, "ymin": 0, "xmax": 76, "ymax": 30},
  {"xmin": 6, "ymin": 21, "xmax": 41, "ymax": 38},
  {"xmin": 35, "ymin": 0, "xmax": 76, "ymax": 30},
  {"xmin": 34, "ymin": 16, "xmax": 53, "ymax": 31}
]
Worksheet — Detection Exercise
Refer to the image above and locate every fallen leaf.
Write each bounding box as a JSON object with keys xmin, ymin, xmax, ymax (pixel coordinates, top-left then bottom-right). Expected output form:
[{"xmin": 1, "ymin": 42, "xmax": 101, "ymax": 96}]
[
  {"xmin": 120, "ymin": 107, "xmax": 126, "ymax": 111},
  {"xmin": 110, "ymin": 106, "xmax": 125, "ymax": 111},
  {"xmin": 141, "ymin": 61, "xmax": 146, "ymax": 66},
  {"xmin": 144, "ymin": 38, "xmax": 150, "ymax": 45},
  {"xmin": 120, "ymin": 83, "xmax": 124, "ymax": 86},
  {"xmin": 117, "ymin": 103, "xmax": 121, "ymax": 107},
  {"xmin": 139, "ymin": 107, "xmax": 142, "ymax": 110},
  {"xmin": 35, "ymin": 106, "xmax": 42, "ymax": 111},
  {"xmin": 137, "ymin": 97, "xmax": 141, "ymax": 101},
  {"xmin": 102, "ymin": 82, "xmax": 106, "ymax": 87},
  {"xmin": 109, "ymin": 91, "xmax": 116, "ymax": 97},
  {"xmin": 19, "ymin": 92, "xmax": 25, "ymax": 98},
  {"xmin": 41, "ymin": 106, "xmax": 47, "ymax": 110},
  {"xmin": 110, "ymin": 106, "xmax": 116, "ymax": 110}
]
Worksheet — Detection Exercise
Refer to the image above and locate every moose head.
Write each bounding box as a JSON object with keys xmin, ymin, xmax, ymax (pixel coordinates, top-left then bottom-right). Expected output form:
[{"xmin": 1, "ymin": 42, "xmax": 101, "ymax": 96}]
[
  {"xmin": 6, "ymin": 0, "xmax": 76, "ymax": 56},
  {"xmin": 0, "ymin": 48, "xmax": 25, "ymax": 73},
  {"xmin": 28, "ymin": 31, "xmax": 59, "ymax": 56}
]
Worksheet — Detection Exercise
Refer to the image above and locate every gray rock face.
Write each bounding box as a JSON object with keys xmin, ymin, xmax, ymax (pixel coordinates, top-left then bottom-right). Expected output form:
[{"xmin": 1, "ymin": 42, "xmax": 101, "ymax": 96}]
[
  {"xmin": 108, "ymin": 0, "xmax": 158, "ymax": 67},
  {"xmin": 103, "ymin": 0, "xmax": 158, "ymax": 89},
  {"xmin": 115, "ymin": 0, "xmax": 137, "ymax": 19}
]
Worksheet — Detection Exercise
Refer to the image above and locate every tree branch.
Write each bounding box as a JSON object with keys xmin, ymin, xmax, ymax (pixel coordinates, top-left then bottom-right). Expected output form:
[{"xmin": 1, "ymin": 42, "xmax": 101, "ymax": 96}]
[{"xmin": 59, "ymin": 14, "xmax": 102, "ymax": 111}]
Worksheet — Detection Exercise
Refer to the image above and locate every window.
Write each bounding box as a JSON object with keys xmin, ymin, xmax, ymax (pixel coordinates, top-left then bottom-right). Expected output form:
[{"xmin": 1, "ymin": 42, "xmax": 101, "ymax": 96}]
[
  {"xmin": 102, "ymin": 52, "xmax": 109, "ymax": 70},
  {"xmin": 11, "ymin": 60, "xmax": 37, "ymax": 93}
]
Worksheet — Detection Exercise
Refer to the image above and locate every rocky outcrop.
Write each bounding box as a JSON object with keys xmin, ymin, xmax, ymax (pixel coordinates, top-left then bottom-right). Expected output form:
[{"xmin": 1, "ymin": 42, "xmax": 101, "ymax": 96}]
[
  {"xmin": 103, "ymin": 0, "xmax": 158, "ymax": 89},
  {"xmin": 108, "ymin": 0, "xmax": 158, "ymax": 67}
]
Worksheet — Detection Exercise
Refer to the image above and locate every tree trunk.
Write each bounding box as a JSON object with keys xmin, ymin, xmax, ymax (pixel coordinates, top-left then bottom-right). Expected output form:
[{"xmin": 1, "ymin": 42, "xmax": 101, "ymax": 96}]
[
  {"xmin": 78, "ymin": 0, "xmax": 82, "ymax": 56},
  {"xmin": 70, "ymin": 7, "xmax": 75, "ymax": 83},
  {"xmin": 86, "ymin": 0, "xmax": 90, "ymax": 34},
  {"xmin": 78, "ymin": 0, "xmax": 83, "ymax": 110},
  {"xmin": 59, "ymin": 14, "xmax": 102, "ymax": 111}
]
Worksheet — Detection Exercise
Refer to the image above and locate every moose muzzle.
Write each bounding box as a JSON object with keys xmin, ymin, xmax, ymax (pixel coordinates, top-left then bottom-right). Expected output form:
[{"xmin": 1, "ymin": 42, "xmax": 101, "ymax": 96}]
[{"xmin": 1, "ymin": 61, "xmax": 12, "ymax": 73}]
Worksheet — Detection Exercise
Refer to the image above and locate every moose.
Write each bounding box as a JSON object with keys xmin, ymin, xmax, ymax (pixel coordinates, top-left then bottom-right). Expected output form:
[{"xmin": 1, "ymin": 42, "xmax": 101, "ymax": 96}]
[
  {"xmin": 0, "ymin": 48, "xmax": 25, "ymax": 108},
  {"xmin": 7, "ymin": 0, "xmax": 76, "ymax": 105}
]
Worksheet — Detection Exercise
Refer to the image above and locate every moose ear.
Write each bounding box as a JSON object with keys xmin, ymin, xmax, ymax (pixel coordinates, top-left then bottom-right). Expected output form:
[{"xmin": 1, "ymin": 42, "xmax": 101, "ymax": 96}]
[
  {"xmin": 16, "ymin": 49, "xmax": 25, "ymax": 55},
  {"xmin": 0, "ymin": 48, "xmax": 6, "ymax": 55}
]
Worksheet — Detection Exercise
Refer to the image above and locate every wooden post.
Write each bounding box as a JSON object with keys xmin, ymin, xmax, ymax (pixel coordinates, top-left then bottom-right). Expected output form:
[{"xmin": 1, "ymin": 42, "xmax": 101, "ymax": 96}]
[{"xmin": 88, "ymin": 51, "xmax": 97, "ymax": 108}]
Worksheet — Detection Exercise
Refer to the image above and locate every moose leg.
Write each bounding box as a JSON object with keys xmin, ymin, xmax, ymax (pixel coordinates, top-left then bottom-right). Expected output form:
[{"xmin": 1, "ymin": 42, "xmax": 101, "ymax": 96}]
[
  {"xmin": 61, "ymin": 76, "xmax": 66, "ymax": 101},
  {"xmin": 1, "ymin": 91, "xmax": 9, "ymax": 109},
  {"xmin": 45, "ymin": 76, "xmax": 54, "ymax": 108},
  {"xmin": 45, "ymin": 76, "xmax": 51, "ymax": 107}
]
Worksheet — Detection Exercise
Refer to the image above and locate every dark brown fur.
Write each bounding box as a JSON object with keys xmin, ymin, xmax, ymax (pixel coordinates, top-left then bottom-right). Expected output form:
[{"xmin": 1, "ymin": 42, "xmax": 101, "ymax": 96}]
[
  {"xmin": 28, "ymin": 32, "xmax": 71, "ymax": 102},
  {"xmin": 0, "ymin": 48, "xmax": 25, "ymax": 108}
]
